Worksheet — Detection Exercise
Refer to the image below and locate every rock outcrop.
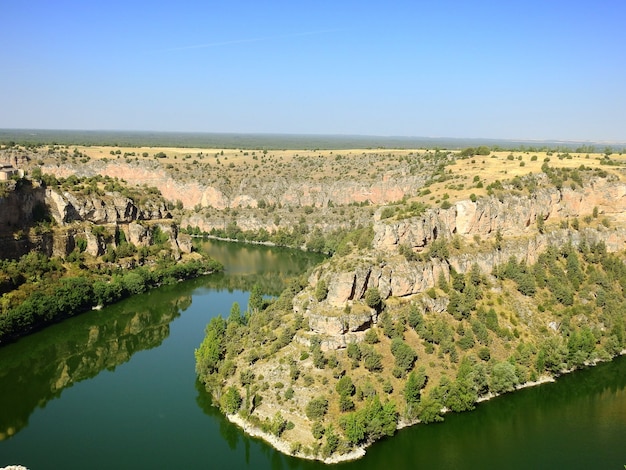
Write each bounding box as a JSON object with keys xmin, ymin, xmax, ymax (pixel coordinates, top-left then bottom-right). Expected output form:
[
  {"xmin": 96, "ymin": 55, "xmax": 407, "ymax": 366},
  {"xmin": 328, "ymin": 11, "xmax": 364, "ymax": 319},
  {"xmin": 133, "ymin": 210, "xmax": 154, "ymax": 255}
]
[
  {"xmin": 373, "ymin": 178, "xmax": 626, "ymax": 253},
  {"xmin": 300, "ymin": 179, "xmax": 626, "ymax": 349},
  {"xmin": 0, "ymin": 184, "xmax": 190, "ymax": 260},
  {"xmin": 45, "ymin": 189, "xmax": 170, "ymax": 226},
  {"xmin": 42, "ymin": 161, "xmax": 427, "ymax": 210}
]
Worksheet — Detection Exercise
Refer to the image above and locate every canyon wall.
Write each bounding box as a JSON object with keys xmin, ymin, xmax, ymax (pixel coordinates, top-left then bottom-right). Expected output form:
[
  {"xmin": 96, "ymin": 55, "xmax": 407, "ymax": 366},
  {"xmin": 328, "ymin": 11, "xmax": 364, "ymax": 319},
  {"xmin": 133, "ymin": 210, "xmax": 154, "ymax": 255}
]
[
  {"xmin": 373, "ymin": 178, "xmax": 626, "ymax": 253},
  {"xmin": 0, "ymin": 184, "xmax": 191, "ymax": 260},
  {"xmin": 304, "ymin": 178, "xmax": 626, "ymax": 320},
  {"xmin": 42, "ymin": 161, "xmax": 425, "ymax": 209}
]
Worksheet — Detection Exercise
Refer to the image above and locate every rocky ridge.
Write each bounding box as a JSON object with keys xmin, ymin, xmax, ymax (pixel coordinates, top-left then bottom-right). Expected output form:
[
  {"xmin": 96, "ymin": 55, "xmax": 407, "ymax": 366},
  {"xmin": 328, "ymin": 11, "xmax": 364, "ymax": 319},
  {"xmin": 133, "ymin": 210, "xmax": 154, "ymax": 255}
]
[
  {"xmin": 41, "ymin": 160, "xmax": 426, "ymax": 210},
  {"xmin": 0, "ymin": 182, "xmax": 191, "ymax": 260},
  {"xmin": 297, "ymin": 179, "xmax": 626, "ymax": 347}
]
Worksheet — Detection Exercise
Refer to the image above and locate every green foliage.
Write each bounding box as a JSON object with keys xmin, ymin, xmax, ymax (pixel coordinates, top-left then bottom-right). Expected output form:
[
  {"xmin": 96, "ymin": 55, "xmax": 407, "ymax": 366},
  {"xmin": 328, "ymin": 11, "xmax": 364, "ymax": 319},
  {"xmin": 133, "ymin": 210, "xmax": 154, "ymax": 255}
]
[
  {"xmin": 339, "ymin": 395, "xmax": 355, "ymax": 412},
  {"xmin": 417, "ymin": 396, "xmax": 444, "ymax": 423},
  {"xmin": 229, "ymin": 302, "xmax": 243, "ymax": 325},
  {"xmin": 335, "ymin": 376, "xmax": 356, "ymax": 397},
  {"xmin": 404, "ymin": 367, "xmax": 427, "ymax": 418},
  {"xmin": 311, "ymin": 421, "xmax": 325, "ymax": 440},
  {"xmin": 248, "ymin": 284, "xmax": 264, "ymax": 313},
  {"xmin": 364, "ymin": 328, "xmax": 379, "ymax": 344},
  {"xmin": 339, "ymin": 396, "xmax": 397, "ymax": 444},
  {"xmin": 314, "ymin": 279, "xmax": 328, "ymax": 302},
  {"xmin": 195, "ymin": 315, "xmax": 226, "ymax": 379},
  {"xmin": 408, "ymin": 304, "xmax": 424, "ymax": 329},
  {"xmin": 347, "ymin": 342, "xmax": 361, "ymax": 362},
  {"xmin": 427, "ymin": 238, "xmax": 449, "ymax": 260},
  {"xmin": 306, "ymin": 396, "xmax": 329, "ymax": 420},
  {"xmin": 478, "ymin": 347, "xmax": 491, "ymax": 361},
  {"xmin": 489, "ymin": 361, "xmax": 519, "ymax": 394},
  {"xmin": 270, "ymin": 412, "xmax": 288, "ymax": 437},
  {"xmin": 361, "ymin": 345, "xmax": 383, "ymax": 372},
  {"xmin": 364, "ymin": 287, "xmax": 383, "ymax": 310},
  {"xmin": 390, "ymin": 338, "xmax": 417, "ymax": 376},
  {"xmin": 459, "ymin": 146, "xmax": 491, "ymax": 157},
  {"xmin": 220, "ymin": 386, "xmax": 242, "ymax": 414},
  {"xmin": 322, "ymin": 425, "xmax": 340, "ymax": 457}
]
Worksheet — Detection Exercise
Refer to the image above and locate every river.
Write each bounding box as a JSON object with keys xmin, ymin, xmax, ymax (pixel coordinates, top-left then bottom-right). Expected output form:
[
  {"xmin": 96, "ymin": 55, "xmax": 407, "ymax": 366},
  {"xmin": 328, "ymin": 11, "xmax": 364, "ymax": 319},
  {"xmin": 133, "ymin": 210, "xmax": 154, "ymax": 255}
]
[{"xmin": 0, "ymin": 240, "xmax": 624, "ymax": 469}]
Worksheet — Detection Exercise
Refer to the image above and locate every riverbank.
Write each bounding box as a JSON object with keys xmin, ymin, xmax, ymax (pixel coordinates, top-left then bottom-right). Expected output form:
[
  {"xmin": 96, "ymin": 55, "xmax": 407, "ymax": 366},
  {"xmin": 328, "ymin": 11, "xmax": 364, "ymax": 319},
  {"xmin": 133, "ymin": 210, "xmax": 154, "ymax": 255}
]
[
  {"xmin": 225, "ymin": 354, "xmax": 626, "ymax": 464},
  {"xmin": 0, "ymin": 255, "xmax": 222, "ymax": 345},
  {"xmin": 226, "ymin": 413, "xmax": 366, "ymax": 464},
  {"xmin": 224, "ymin": 374, "xmax": 558, "ymax": 463}
]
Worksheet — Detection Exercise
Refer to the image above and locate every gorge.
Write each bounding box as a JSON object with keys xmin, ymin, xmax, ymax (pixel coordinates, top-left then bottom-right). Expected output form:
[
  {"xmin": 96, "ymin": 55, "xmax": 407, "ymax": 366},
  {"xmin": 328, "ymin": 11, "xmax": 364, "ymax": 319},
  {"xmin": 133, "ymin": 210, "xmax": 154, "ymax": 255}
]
[{"xmin": 1, "ymin": 140, "xmax": 626, "ymax": 466}]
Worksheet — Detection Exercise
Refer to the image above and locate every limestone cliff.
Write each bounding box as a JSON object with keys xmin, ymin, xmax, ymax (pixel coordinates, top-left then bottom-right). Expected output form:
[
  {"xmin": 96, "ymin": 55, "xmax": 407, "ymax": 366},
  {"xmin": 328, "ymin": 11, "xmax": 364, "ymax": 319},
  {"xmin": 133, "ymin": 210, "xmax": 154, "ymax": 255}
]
[
  {"xmin": 297, "ymin": 179, "xmax": 626, "ymax": 349},
  {"xmin": 0, "ymin": 182, "xmax": 191, "ymax": 260},
  {"xmin": 373, "ymin": 177, "xmax": 626, "ymax": 252},
  {"xmin": 41, "ymin": 160, "xmax": 426, "ymax": 210}
]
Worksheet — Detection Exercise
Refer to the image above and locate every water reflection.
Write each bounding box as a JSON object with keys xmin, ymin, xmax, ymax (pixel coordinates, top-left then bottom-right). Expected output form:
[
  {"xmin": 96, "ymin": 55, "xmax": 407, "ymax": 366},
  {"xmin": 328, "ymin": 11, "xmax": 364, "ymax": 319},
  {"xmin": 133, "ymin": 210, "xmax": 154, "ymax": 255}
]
[
  {"xmin": 0, "ymin": 286, "xmax": 189, "ymax": 440},
  {"xmin": 195, "ymin": 239, "xmax": 325, "ymax": 296},
  {"xmin": 336, "ymin": 355, "xmax": 626, "ymax": 470},
  {"xmin": 0, "ymin": 239, "xmax": 324, "ymax": 445}
]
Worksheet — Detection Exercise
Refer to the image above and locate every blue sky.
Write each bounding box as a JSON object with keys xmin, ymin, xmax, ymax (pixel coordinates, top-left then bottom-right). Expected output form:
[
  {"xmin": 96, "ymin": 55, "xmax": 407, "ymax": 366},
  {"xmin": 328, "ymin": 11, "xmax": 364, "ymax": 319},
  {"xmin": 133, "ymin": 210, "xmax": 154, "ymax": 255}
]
[{"xmin": 1, "ymin": 1, "xmax": 625, "ymax": 141}]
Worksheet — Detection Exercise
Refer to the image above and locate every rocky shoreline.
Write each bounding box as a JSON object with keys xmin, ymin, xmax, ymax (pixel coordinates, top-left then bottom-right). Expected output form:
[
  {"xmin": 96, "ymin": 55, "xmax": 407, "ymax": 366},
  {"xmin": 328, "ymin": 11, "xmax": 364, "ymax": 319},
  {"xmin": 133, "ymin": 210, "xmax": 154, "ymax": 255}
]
[{"xmin": 225, "ymin": 352, "xmax": 626, "ymax": 464}]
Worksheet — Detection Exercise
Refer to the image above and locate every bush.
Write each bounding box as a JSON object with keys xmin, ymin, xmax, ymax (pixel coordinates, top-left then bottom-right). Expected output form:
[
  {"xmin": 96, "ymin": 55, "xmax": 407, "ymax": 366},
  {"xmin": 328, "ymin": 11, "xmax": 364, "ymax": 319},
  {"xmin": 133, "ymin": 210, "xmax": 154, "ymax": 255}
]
[
  {"xmin": 306, "ymin": 396, "xmax": 329, "ymax": 420},
  {"xmin": 478, "ymin": 347, "xmax": 491, "ymax": 361},
  {"xmin": 364, "ymin": 328, "xmax": 379, "ymax": 344},
  {"xmin": 364, "ymin": 287, "xmax": 383, "ymax": 310},
  {"xmin": 220, "ymin": 386, "xmax": 242, "ymax": 414},
  {"xmin": 489, "ymin": 362, "xmax": 519, "ymax": 394},
  {"xmin": 390, "ymin": 338, "xmax": 417, "ymax": 374},
  {"xmin": 335, "ymin": 376, "xmax": 355, "ymax": 397}
]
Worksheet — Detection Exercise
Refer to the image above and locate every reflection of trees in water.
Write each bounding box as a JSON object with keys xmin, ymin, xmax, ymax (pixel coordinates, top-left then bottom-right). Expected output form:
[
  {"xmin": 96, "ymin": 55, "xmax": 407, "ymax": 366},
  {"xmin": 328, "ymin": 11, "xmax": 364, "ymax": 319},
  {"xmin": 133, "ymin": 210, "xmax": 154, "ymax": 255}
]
[
  {"xmin": 0, "ymin": 286, "xmax": 191, "ymax": 440},
  {"xmin": 195, "ymin": 239, "xmax": 325, "ymax": 296},
  {"xmin": 202, "ymin": 272, "xmax": 293, "ymax": 297},
  {"xmin": 0, "ymin": 241, "xmax": 323, "ymax": 443}
]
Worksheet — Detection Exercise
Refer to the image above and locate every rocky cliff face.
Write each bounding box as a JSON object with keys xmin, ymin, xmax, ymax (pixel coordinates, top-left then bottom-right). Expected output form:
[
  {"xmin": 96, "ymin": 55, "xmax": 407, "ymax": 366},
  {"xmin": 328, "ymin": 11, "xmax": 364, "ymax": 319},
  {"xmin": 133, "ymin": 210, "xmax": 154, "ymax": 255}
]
[
  {"xmin": 43, "ymin": 161, "xmax": 426, "ymax": 210},
  {"xmin": 45, "ymin": 189, "xmax": 170, "ymax": 225},
  {"xmin": 296, "ymin": 179, "xmax": 626, "ymax": 348},
  {"xmin": 0, "ymin": 184, "xmax": 191, "ymax": 260},
  {"xmin": 0, "ymin": 183, "xmax": 46, "ymax": 236},
  {"xmin": 373, "ymin": 178, "xmax": 626, "ymax": 252}
]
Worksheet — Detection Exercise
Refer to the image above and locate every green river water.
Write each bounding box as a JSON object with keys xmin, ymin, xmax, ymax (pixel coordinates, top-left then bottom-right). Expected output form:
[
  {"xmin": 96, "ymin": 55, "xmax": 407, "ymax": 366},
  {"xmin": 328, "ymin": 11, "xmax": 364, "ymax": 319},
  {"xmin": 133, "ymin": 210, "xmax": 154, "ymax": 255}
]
[{"xmin": 0, "ymin": 240, "xmax": 624, "ymax": 469}]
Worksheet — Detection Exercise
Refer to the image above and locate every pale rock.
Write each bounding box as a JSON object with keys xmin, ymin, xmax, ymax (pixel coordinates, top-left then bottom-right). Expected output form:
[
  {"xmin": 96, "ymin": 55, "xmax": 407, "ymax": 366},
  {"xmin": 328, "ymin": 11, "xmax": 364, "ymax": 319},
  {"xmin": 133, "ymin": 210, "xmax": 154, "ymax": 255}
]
[
  {"xmin": 127, "ymin": 222, "xmax": 150, "ymax": 246},
  {"xmin": 326, "ymin": 272, "xmax": 356, "ymax": 307}
]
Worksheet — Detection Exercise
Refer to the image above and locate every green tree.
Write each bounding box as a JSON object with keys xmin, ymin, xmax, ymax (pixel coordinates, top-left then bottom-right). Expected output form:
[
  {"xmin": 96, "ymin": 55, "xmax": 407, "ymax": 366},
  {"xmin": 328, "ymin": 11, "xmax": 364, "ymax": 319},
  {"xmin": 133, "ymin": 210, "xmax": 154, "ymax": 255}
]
[
  {"xmin": 229, "ymin": 302, "xmax": 243, "ymax": 324},
  {"xmin": 404, "ymin": 367, "xmax": 427, "ymax": 417},
  {"xmin": 364, "ymin": 287, "xmax": 383, "ymax": 311},
  {"xmin": 248, "ymin": 284, "xmax": 264, "ymax": 313},
  {"xmin": 339, "ymin": 412, "xmax": 366, "ymax": 444},
  {"xmin": 306, "ymin": 396, "xmax": 329, "ymax": 420},
  {"xmin": 220, "ymin": 386, "xmax": 242, "ymax": 414},
  {"xmin": 314, "ymin": 279, "xmax": 328, "ymax": 302},
  {"xmin": 390, "ymin": 338, "xmax": 417, "ymax": 375},
  {"xmin": 270, "ymin": 412, "xmax": 287, "ymax": 436},
  {"xmin": 418, "ymin": 396, "xmax": 444, "ymax": 423},
  {"xmin": 335, "ymin": 376, "xmax": 356, "ymax": 397},
  {"xmin": 361, "ymin": 345, "xmax": 383, "ymax": 372},
  {"xmin": 489, "ymin": 361, "xmax": 519, "ymax": 394}
]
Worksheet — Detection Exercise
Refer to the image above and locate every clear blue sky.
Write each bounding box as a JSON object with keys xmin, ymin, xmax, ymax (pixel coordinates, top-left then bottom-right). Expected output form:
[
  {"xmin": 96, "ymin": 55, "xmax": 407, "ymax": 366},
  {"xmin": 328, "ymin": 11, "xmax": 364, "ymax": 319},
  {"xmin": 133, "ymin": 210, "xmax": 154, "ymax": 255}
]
[{"xmin": 1, "ymin": 0, "xmax": 625, "ymax": 142}]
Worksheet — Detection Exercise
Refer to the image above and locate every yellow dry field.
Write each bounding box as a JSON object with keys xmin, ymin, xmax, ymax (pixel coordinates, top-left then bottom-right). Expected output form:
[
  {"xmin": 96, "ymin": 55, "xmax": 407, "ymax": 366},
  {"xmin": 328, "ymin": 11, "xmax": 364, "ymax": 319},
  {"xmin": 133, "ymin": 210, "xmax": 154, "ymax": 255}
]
[
  {"xmin": 417, "ymin": 151, "xmax": 626, "ymax": 205},
  {"xmin": 74, "ymin": 145, "xmax": 414, "ymax": 164}
]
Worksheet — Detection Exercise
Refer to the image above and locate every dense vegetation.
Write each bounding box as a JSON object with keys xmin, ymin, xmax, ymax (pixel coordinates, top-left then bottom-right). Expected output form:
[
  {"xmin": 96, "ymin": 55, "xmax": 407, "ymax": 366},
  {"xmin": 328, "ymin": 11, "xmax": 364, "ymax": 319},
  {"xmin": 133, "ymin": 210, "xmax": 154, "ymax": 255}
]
[
  {"xmin": 184, "ymin": 224, "xmax": 374, "ymax": 256},
  {"xmin": 195, "ymin": 240, "xmax": 626, "ymax": 460},
  {"xmin": 0, "ymin": 251, "xmax": 221, "ymax": 343},
  {"xmin": 0, "ymin": 173, "xmax": 222, "ymax": 343}
]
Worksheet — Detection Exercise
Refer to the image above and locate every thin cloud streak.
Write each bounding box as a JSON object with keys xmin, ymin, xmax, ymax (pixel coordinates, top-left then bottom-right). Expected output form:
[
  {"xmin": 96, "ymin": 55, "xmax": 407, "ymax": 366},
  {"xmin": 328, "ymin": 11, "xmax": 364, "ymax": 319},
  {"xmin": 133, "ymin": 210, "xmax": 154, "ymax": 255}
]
[{"xmin": 161, "ymin": 29, "xmax": 345, "ymax": 52}]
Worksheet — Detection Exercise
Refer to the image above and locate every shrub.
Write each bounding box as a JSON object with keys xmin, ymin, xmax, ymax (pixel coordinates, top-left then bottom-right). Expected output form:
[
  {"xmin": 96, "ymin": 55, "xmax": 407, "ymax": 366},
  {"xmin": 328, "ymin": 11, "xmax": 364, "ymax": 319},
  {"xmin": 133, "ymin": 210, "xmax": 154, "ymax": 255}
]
[
  {"xmin": 306, "ymin": 396, "xmax": 329, "ymax": 420},
  {"xmin": 364, "ymin": 287, "xmax": 383, "ymax": 310},
  {"xmin": 220, "ymin": 386, "xmax": 242, "ymax": 414}
]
